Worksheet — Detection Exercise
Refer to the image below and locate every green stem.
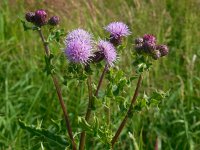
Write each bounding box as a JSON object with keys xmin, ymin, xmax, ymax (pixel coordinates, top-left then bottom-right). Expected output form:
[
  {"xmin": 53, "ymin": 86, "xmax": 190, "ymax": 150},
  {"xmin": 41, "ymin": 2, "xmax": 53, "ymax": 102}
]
[
  {"xmin": 79, "ymin": 75, "xmax": 93, "ymax": 150},
  {"xmin": 38, "ymin": 29, "xmax": 77, "ymax": 150},
  {"xmin": 79, "ymin": 64, "xmax": 108, "ymax": 150},
  {"xmin": 111, "ymin": 75, "xmax": 142, "ymax": 148},
  {"xmin": 95, "ymin": 64, "xmax": 108, "ymax": 97}
]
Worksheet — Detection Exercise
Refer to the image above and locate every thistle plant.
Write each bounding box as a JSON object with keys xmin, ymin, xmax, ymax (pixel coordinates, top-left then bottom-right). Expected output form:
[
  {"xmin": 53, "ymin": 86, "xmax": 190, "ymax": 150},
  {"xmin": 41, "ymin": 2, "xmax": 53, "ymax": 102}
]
[
  {"xmin": 22, "ymin": 9, "xmax": 76, "ymax": 150},
  {"xmin": 20, "ymin": 9, "xmax": 169, "ymax": 150}
]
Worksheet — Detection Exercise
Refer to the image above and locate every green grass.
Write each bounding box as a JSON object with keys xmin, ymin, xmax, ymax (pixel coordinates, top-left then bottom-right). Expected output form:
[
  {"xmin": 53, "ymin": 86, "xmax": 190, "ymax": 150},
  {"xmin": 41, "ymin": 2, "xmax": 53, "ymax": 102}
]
[{"xmin": 0, "ymin": 0, "xmax": 200, "ymax": 149}]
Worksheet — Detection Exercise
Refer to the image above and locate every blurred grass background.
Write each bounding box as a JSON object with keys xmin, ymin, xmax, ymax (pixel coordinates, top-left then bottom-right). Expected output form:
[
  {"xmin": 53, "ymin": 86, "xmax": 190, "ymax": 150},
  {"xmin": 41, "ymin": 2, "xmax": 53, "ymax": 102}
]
[{"xmin": 0, "ymin": 0, "xmax": 200, "ymax": 149}]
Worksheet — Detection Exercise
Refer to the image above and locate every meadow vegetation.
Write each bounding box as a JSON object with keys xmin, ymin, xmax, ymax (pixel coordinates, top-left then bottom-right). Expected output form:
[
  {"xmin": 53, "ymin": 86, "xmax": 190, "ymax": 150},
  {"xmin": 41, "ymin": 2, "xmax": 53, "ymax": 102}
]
[{"xmin": 0, "ymin": 0, "xmax": 200, "ymax": 149}]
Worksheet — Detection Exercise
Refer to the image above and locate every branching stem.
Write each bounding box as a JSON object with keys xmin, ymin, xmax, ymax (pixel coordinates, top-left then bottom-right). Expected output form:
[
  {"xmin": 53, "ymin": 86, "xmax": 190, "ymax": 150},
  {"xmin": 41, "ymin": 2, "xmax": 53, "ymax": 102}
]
[
  {"xmin": 111, "ymin": 75, "xmax": 142, "ymax": 148},
  {"xmin": 95, "ymin": 64, "xmax": 108, "ymax": 97}
]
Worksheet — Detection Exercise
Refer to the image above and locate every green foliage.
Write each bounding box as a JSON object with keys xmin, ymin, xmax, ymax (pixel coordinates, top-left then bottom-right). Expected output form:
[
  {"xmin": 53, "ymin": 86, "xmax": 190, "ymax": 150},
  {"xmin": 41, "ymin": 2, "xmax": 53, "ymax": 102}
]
[
  {"xmin": 63, "ymin": 63, "xmax": 88, "ymax": 86},
  {"xmin": 47, "ymin": 29, "xmax": 65, "ymax": 43},
  {"xmin": 78, "ymin": 116, "xmax": 112, "ymax": 148},
  {"xmin": 106, "ymin": 69, "xmax": 128, "ymax": 97},
  {"xmin": 132, "ymin": 54, "xmax": 153, "ymax": 74},
  {"xmin": 135, "ymin": 90, "xmax": 169, "ymax": 112}
]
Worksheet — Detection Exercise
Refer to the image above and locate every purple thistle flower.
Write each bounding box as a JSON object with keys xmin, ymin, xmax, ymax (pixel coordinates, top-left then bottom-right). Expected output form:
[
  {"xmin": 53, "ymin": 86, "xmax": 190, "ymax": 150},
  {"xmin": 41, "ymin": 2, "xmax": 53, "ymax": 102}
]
[
  {"xmin": 65, "ymin": 29, "xmax": 92, "ymax": 45},
  {"xmin": 105, "ymin": 22, "xmax": 131, "ymax": 46},
  {"xmin": 105, "ymin": 22, "xmax": 131, "ymax": 38},
  {"xmin": 34, "ymin": 9, "xmax": 48, "ymax": 26},
  {"xmin": 97, "ymin": 40, "xmax": 117, "ymax": 67},
  {"xmin": 65, "ymin": 39, "xmax": 93, "ymax": 64},
  {"xmin": 65, "ymin": 29, "xmax": 93, "ymax": 64}
]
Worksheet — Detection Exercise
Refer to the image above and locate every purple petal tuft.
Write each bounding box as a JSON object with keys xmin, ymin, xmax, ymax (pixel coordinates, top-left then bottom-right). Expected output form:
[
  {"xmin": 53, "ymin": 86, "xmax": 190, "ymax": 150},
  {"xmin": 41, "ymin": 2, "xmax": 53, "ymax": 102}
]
[
  {"xmin": 97, "ymin": 40, "xmax": 117, "ymax": 67},
  {"xmin": 65, "ymin": 29, "xmax": 92, "ymax": 45},
  {"xmin": 64, "ymin": 29, "xmax": 93, "ymax": 64},
  {"xmin": 65, "ymin": 39, "xmax": 93, "ymax": 64},
  {"xmin": 104, "ymin": 22, "xmax": 131, "ymax": 38}
]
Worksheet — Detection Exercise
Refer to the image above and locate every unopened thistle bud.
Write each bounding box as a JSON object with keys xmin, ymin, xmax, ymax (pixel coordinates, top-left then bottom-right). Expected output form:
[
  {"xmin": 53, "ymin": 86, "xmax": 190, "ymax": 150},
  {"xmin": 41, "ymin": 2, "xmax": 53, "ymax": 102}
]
[
  {"xmin": 48, "ymin": 16, "xmax": 60, "ymax": 26},
  {"xmin": 135, "ymin": 37, "xmax": 143, "ymax": 45},
  {"xmin": 143, "ymin": 34, "xmax": 156, "ymax": 43},
  {"xmin": 152, "ymin": 50, "xmax": 161, "ymax": 60},
  {"xmin": 156, "ymin": 45, "xmax": 169, "ymax": 57},
  {"xmin": 34, "ymin": 9, "xmax": 47, "ymax": 26},
  {"xmin": 134, "ymin": 34, "xmax": 169, "ymax": 60},
  {"xmin": 134, "ymin": 38, "xmax": 143, "ymax": 53},
  {"xmin": 143, "ymin": 41, "xmax": 156, "ymax": 53},
  {"xmin": 25, "ymin": 12, "xmax": 35, "ymax": 23}
]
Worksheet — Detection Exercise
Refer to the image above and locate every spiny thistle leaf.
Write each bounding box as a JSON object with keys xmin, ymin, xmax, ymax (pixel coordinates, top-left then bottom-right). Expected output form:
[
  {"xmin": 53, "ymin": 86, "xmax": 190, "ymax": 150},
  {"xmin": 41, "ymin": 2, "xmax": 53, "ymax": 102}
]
[
  {"xmin": 18, "ymin": 119, "xmax": 69, "ymax": 147},
  {"xmin": 78, "ymin": 117, "xmax": 93, "ymax": 134},
  {"xmin": 20, "ymin": 19, "xmax": 39, "ymax": 31},
  {"xmin": 47, "ymin": 29, "xmax": 65, "ymax": 42}
]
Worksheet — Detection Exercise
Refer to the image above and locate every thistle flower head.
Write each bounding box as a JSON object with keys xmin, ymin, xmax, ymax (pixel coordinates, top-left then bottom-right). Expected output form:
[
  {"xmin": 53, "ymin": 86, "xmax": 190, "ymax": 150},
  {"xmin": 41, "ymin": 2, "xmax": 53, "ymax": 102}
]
[
  {"xmin": 105, "ymin": 22, "xmax": 131, "ymax": 38},
  {"xmin": 152, "ymin": 50, "xmax": 161, "ymax": 60},
  {"xmin": 48, "ymin": 16, "xmax": 60, "ymax": 26},
  {"xmin": 65, "ymin": 29, "xmax": 92, "ymax": 44},
  {"xmin": 143, "ymin": 41, "xmax": 156, "ymax": 53},
  {"xmin": 97, "ymin": 40, "xmax": 117, "ymax": 67},
  {"xmin": 105, "ymin": 22, "xmax": 131, "ymax": 46},
  {"xmin": 25, "ymin": 12, "xmax": 35, "ymax": 23},
  {"xmin": 135, "ymin": 37, "xmax": 143, "ymax": 45},
  {"xmin": 34, "ymin": 9, "xmax": 47, "ymax": 26},
  {"xmin": 65, "ymin": 39, "xmax": 93, "ymax": 64},
  {"xmin": 134, "ymin": 37, "xmax": 144, "ymax": 53},
  {"xmin": 156, "ymin": 45, "xmax": 169, "ymax": 56}
]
